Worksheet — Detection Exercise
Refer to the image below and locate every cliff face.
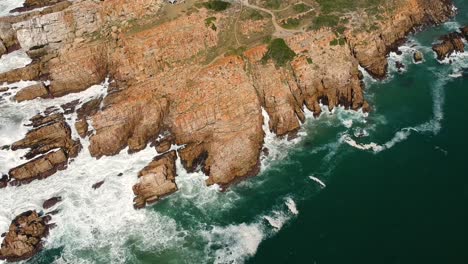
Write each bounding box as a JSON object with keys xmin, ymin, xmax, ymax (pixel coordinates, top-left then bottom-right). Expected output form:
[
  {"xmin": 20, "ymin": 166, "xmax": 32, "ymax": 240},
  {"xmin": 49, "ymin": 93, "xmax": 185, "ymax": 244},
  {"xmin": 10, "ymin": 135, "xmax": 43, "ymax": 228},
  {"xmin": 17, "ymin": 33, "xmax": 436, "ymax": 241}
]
[{"xmin": 0, "ymin": 0, "xmax": 455, "ymax": 205}]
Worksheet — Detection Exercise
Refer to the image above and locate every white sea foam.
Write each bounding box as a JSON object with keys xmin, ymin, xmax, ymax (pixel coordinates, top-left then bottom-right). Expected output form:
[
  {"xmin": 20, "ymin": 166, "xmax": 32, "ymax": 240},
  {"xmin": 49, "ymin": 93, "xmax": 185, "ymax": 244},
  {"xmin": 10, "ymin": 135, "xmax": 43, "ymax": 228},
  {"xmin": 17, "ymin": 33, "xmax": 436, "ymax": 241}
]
[
  {"xmin": 0, "ymin": 50, "xmax": 32, "ymax": 74},
  {"xmin": 309, "ymin": 175, "xmax": 326, "ymax": 188},
  {"xmin": 345, "ymin": 39, "xmax": 468, "ymax": 154},
  {"xmin": 285, "ymin": 197, "xmax": 298, "ymax": 215},
  {"xmin": 0, "ymin": 0, "xmax": 24, "ymax": 17},
  {"xmin": 203, "ymin": 223, "xmax": 264, "ymax": 264},
  {"xmin": 260, "ymin": 108, "xmax": 305, "ymax": 171}
]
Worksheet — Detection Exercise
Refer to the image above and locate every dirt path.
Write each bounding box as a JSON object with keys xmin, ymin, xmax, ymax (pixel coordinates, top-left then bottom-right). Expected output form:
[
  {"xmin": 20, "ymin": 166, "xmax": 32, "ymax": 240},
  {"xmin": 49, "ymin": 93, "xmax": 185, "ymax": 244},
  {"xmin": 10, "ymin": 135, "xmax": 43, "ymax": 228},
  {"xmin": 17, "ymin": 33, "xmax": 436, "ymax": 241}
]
[{"xmin": 238, "ymin": 0, "xmax": 305, "ymax": 38}]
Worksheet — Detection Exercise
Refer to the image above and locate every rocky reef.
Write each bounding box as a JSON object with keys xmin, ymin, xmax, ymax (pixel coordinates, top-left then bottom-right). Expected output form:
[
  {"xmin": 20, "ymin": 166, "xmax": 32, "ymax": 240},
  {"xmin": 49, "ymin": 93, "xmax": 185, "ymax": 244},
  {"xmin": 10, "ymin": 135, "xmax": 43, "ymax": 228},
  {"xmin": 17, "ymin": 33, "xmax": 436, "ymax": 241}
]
[
  {"xmin": 0, "ymin": 0, "xmax": 456, "ymax": 207},
  {"xmin": 432, "ymin": 32, "xmax": 465, "ymax": 60},
  {"xmin": 0, "ymin": 211, "xmax": 53, "ymax": 262}
]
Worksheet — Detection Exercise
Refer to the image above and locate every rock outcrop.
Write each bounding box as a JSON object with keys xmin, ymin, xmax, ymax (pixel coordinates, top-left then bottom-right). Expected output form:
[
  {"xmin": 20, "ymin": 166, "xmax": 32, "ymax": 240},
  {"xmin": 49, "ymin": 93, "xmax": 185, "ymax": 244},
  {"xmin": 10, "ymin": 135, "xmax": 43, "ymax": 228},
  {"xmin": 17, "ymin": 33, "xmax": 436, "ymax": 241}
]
[
  {"xmin": 0, "ymin": 211, "xmax": 52, "ymax": 262},
  {"xmin": 7, "ymin": 111, "xmax": 81, "ymax": 185},
  {"xmin": 432, "ymin": 32, "xmax": 465, "ymax": 60},
  {"xmin": 133, "ymin": 151, "xmax": 178, "ymax": 208},
  {"xmin": 345, "ymin": 0, "xmax": 455, "ymax": 78}
]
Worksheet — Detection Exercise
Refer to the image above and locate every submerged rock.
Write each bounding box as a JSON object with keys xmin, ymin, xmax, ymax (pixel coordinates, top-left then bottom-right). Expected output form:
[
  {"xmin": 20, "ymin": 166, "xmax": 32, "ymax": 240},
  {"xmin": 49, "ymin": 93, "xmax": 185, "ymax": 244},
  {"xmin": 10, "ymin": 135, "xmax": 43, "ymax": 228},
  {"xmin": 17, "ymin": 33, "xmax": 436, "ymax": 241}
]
[
  {"xmin": 92, "ymin": 180, "xmax": 104, "ymax": 190},
  {"xmin": 0, "ymin": 211, "xmax": 52, "ymax": 262},
  {"xmin": 432, "ymin": 32, "xmax": 465, "ymax": 60}
]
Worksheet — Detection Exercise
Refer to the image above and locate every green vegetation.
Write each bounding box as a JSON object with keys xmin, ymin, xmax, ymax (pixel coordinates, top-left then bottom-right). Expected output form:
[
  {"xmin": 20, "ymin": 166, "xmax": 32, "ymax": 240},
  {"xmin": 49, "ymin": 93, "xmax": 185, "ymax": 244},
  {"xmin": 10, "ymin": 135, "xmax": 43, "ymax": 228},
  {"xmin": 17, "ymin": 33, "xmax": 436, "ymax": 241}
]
[
  {"xmin": 248, "ymin": 10, "xmax": 264, "ymax": 20},
  {"xmin": 312, "ymin": 14, "xmax": 340, "ymax": 29},
  {"xmin": 316, "ymin": 0, "xmax": 385, "ymax": 14},
  {"xmin": 262, "ymin": 38, "xmax": 296, "ymax": 67},
  {"xmin": 329, "ymin": 37, "xmax": 345, "ymax": 46},
  {"xmin": 205, "ymin": 16, "xmax": 217, "ymax": 30},
  {"xmin": 293, "ymin": 3, "xmax": 309, "ymax": 13},
  {"xmin": 264, "ymin": 0, "xmax": 281, "ymax": 9},
  {"xmin": 202, "ymin": 0, "xmax": 231, "ymax": 11},
  {"xmin": 281, "ymin": 18, "xmax": 300, "ymax": 29},
  {"xmin": 306, "ymin": 57, "xmax": 313, "ymax": 64}
]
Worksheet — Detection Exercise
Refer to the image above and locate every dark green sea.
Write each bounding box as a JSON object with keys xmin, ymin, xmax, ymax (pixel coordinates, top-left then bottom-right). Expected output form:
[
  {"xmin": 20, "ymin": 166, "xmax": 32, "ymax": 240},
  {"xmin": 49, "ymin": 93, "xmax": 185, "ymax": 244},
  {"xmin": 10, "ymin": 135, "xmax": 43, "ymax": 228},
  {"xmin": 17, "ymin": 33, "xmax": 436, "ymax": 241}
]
[{"xmin": 0, "ymin": 1, "xmax": 467, "ymax": 264}]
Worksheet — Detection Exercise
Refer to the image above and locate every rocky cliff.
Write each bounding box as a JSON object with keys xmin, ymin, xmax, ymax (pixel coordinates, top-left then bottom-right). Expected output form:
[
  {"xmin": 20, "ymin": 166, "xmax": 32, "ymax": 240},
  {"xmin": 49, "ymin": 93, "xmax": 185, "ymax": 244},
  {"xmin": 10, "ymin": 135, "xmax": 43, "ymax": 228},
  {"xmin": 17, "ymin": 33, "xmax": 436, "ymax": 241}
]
[{"xmin": 0, "ymin": 0, "xmax": 456, "ymax": 208}]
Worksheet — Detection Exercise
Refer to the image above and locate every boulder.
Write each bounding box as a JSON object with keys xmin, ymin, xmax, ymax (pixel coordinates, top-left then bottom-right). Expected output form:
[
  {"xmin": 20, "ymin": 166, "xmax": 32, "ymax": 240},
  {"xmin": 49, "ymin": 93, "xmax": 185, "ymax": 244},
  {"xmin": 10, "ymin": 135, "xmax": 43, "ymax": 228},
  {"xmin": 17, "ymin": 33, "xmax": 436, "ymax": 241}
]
[
  {"xmin": 0, "ymin": 211, "xmax": 51, "ymax": 262},
  {"xmin": 413, "ymin": 50, "xmax": 424, "ymax": 62},
  {"xmin": 13, "ymin": 83, "xmax": 49, "ymax": 102},
  {"xmin": 42, "ymin": 196, "xmax": 62, "ymax": 209},
  {"xmin": 432, "ymin": 32, "xmax": 465, "ymax": 60},
  {"xmin": 133, "ymin": 151, "xmax": 178, "ymax": 208},
  {"xmin": 154, "ymin": 134, "xmax": 174, "ymax": 153}
]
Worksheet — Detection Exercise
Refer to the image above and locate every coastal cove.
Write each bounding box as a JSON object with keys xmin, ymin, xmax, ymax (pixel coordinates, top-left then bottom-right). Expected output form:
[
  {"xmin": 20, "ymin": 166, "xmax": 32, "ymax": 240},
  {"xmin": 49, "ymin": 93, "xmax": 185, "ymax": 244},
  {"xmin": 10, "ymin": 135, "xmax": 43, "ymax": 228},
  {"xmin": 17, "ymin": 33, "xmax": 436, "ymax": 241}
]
[{"xmin": 0, "ymin": 0, "xmax": 467, "ymax": 263}]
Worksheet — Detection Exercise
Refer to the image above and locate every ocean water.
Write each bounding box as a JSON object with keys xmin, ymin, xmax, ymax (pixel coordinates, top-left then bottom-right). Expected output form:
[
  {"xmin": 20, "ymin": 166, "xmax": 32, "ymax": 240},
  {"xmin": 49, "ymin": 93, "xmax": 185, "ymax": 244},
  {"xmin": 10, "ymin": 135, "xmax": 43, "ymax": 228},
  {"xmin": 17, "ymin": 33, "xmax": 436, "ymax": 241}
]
[{"xmin": 0, "ymin": 1, "xmax": 467, "ymax": 263}]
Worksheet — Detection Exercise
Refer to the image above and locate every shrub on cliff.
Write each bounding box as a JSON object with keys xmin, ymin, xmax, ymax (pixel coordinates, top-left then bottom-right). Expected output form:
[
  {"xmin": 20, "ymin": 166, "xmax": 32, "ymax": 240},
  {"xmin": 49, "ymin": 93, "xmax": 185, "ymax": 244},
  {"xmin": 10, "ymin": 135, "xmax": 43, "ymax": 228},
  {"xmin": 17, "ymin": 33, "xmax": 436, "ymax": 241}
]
[{"xmin": 262, "ymin": 38, "xmax": 296, "ymax": 67}]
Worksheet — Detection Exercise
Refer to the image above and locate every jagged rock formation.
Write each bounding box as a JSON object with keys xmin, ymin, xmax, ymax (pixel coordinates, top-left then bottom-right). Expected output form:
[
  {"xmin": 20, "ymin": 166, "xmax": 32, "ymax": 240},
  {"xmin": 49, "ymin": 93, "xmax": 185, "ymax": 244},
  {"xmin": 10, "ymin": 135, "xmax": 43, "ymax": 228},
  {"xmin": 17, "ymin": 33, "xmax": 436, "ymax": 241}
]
[
  {"xmin": 0, "ymin": 211, "xmax": 52, "ymax": 262},
  {"xmin": 7, "ymin": 110, "xmax": 81, "ymax": 185},
  {"xmin": 133, "ymin": 151, "xmax": 178, "ymax": 208},
  {"xmin": 432, "ymin": 32, "xmax": 465, "ymax": 60},
  {"xmin": 0, "ymin": 0, "xmax": 455, "ymax": 199},
  {"xmin": 345, "ymin": 0, "xmax": 454, "ymax": 78}
]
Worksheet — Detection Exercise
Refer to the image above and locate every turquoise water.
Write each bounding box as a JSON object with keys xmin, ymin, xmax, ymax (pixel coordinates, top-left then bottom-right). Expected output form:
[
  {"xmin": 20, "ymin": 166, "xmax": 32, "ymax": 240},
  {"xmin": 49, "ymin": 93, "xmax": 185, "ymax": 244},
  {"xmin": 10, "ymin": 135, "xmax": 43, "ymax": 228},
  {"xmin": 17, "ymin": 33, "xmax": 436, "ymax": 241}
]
[{"xmin": 1, "ymin": 1, "xmax": 467, "ymax": 263}]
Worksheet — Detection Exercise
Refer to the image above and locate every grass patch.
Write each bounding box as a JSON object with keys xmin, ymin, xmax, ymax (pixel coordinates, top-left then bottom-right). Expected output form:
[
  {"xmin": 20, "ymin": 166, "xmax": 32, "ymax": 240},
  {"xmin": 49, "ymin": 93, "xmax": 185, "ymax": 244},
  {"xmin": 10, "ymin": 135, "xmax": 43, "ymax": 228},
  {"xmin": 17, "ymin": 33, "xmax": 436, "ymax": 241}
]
[
  {"xmin": 205, "ymin": 16, "xmax": 217, "ymax": 30},
  {"xmin": 262, "ymin": 38, "xmax": 296, "ymax": 67}
]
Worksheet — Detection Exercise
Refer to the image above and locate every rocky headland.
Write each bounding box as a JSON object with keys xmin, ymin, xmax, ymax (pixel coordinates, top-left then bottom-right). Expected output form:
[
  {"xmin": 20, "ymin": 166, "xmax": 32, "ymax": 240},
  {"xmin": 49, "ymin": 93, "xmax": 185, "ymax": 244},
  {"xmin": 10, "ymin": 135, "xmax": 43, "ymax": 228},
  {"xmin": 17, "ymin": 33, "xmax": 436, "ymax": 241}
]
[
  {"xmin": 0, "ymin": 0, "xmax": 457, "ymax": 198},
  {"xmin": 0, "ymin": 1, "xmax": 460, "ymax": 258}
]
